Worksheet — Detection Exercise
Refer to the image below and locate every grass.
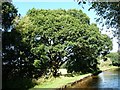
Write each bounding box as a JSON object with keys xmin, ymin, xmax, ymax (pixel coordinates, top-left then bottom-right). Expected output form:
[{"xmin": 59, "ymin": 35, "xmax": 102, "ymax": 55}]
[{"xmin": 29, "ymin": 73, "xmax": 91, "ymax": 89}]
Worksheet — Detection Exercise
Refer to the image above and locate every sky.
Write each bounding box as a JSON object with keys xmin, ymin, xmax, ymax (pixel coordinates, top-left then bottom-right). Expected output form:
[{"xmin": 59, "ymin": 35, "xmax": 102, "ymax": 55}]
[
  {"xmin": 12, "ymin": 1, "xmax": 96, "ymax": 24},
  {"xmin": 12, "ymin": 0, "xmax": 118, "ymax": 52}
]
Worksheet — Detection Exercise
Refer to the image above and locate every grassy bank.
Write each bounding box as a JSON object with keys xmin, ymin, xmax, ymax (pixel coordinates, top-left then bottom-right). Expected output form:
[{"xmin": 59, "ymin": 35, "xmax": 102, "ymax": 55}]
[
  {"xmin": 30, "ymin": 73, "xmax": 91, "ymax": 89},
  {"xmin": 30, "ymin": 58, "xmax": 119, "ymax": 89}
]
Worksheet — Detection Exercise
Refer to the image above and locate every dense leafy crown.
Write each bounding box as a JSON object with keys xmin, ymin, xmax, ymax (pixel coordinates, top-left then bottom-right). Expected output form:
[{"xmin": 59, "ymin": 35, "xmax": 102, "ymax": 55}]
[{"xmin": 16, "ymin": 8, "xmax": 112, "ymax": 74}]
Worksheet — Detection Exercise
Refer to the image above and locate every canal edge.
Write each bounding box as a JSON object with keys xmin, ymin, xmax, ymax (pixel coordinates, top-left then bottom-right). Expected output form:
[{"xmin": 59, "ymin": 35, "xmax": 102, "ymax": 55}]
[
  {"xmin": 56, "ymin": 73, "xmax": 92, "ymax": 90},
  {"xmin": 56, "ymin": 67, "xmax": 119, "ymax": 90}
]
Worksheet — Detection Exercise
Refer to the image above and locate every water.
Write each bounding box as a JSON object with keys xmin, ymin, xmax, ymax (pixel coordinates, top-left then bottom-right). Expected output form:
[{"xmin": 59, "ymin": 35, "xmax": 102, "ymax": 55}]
[{"xmin": 71, "ymin": 68, "xmax": 120, "ymax": 90}]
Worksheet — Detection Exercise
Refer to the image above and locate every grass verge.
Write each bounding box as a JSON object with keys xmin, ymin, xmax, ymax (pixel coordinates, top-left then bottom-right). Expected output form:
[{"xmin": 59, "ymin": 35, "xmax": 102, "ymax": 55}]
[{"xmin": 29, "ymin": 73, "xmax": 91, "ymax": 89}]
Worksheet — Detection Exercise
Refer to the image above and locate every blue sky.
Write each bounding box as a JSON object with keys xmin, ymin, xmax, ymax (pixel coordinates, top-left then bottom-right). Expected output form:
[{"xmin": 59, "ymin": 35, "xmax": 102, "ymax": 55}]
[
  {"xmin": 12, "ymin": 0, "xmax": 118, "ymax": 52},
  {"xmin": 13, "ymin": 1, "xmax": 96, "ymax": 23}
]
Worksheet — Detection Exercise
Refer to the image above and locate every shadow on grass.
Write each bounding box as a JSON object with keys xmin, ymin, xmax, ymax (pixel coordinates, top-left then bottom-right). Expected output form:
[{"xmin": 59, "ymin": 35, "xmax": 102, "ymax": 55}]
[{"xmin": 2, "ymin": 77, "xmax": 37, "ymax": 90}]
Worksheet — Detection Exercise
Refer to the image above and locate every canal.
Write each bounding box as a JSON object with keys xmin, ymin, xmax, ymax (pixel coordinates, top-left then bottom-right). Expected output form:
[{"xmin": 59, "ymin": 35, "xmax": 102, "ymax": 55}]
[{"xmin": 71, "ymin": 68, "xmax": 120, "ymax": 90}]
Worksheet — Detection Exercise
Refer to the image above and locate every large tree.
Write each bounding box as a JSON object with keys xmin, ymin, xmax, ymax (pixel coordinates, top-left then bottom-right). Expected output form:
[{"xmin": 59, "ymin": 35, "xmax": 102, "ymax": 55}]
[
  {"xmin": 15, "ymin": 8, "xmax": 112, "ymax": 76},
  {"xmin": 2, "ymin": 1, "xmax": 38, "ymax": 89},
  {"xmin": 2, "ymin": 1, "xmax": 18, "ymax": 80}
]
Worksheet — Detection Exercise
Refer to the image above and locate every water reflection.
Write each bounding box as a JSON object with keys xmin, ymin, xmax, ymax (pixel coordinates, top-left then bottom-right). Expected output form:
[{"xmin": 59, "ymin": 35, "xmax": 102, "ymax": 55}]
[{"xmin": 70, "ymin": 68, "xmax": 120, "ymax": 90}]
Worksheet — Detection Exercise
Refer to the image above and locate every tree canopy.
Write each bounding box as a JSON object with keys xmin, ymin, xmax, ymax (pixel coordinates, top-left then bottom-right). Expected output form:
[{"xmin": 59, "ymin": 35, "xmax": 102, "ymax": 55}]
[
  {"xmin": 15, "ymin": 8, "xmax": 112, "ymax": 75},
  {"xmin": 77, "ymin": 0, "xmax": 120, "ymax": 47}
]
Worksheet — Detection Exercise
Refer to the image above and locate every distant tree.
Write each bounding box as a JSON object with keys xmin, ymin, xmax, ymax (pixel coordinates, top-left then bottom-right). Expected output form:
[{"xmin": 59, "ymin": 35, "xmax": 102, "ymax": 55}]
[{"xmin": 106, "ymin": 52, "xmax": 120, "ymax": 66}]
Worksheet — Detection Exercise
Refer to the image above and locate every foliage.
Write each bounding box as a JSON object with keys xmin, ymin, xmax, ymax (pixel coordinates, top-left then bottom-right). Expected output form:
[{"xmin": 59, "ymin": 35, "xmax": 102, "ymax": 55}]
[
  {"xmin": 77, "ymin": 0, "xmax": 120, "ymax": 30},
  {"xmin": 77, "ymin": 0, "xmax": 120, "ymax": 50},
  {"xmin": 2, "ymin": 2, "xmax": 18, "ymax": 31},
  {"xmin": 3, "ymin": 77, "xmax": 36, "ymax": 89},
  {"xmin": 106, "ymin": 52, "xmax": 120, "ymax": 66},
  {"xmin": 33, "ymin": 60, "xmax": 41, "ymax": 68},
  {"xmin": 77, "ymin": 0, "xmax": 120, "ymax": 66},
  {"xmin": 65, "ymin": 24, "xmax": 112, "ymax": 73},
  {"xmin": 2, "ymin": 2, "xmax": 36, "ymax": 89},
  {"xmin": 16, "ymin": 8, "xmax": 112, "ymax": 76},
  {"xmin": 90, "ymin": 1, "xmax": 120, "ymax": 30},
  {"xmin": 2, "ymin": 1, "xmax": 18, "ymax": 81}
]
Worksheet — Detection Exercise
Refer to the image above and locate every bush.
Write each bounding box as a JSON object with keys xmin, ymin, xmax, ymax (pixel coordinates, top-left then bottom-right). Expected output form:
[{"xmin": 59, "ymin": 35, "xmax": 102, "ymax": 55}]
[
  {"xmin": 106, "ymin": 52, "xmax": 120, "ymax": 66},
  {"xmin": 2, "ymin": 77, "xmax": 37, "ymax": 89}
]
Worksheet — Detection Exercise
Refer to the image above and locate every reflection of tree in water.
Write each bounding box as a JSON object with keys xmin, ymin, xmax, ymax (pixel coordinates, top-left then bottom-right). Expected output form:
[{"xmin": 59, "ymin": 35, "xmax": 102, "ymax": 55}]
[{"xmin": 88, "ymin": 76, "xmax": 102, "ymax": 88}]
